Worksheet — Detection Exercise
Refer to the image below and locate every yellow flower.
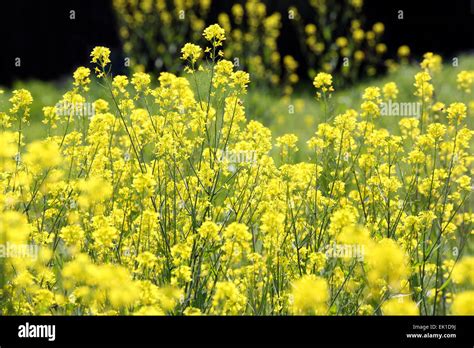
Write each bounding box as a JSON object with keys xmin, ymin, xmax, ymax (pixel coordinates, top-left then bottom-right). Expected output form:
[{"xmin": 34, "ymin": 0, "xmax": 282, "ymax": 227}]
[
  {"xmin": 60, "ymin": 225, "xmax": 85, "ymax": 247},
  {"xmin": 366, "ymin": 31, "xmax": 375, "ymax": 42},
  {"xmin": 183, "ymin": 307, "xmax": 202, "ymax": 316},
  {"xmin": 457, "ymin": 70, "xmax": 474, "ymax": 93},
  {"xmin": 358, "ymin": 304, "xmax": 374, "ymax": 315},
  {"xmin": 1, "ymin": 21, "xmax": 474, "ymax": 317},
  {"xmin": 276, "ymin": 133, "xmax": 299, "ymax": 152},
  {"xmin": 9, "ymin": 89, "xmax": 33, "ymax": 118},
  {"xmin": 353, "ymin": 29, "xmax": 365, "ymax": 42},
  {"xmin": 223, "ymin": 222, "xmax": 252, "ymax": 259},
  {"xmin": 382, "ymin": 297, "xmax": 419, "ymax": 315},
  {"xmin": 373, "ymin": 22, "xmax": 385, "ymax": 34},
  {"xmin": 92, "ymin": 220, "xmax": 119, "ymax": 250},
  {"xmin": 112, "ymin": 75, "xmax": 129, "ymax": 93},
  {"xmin": 180, "ymin": 43, "xmax": 202, "ymax": 65},
  {"xmin": 0, "ymin": 131, "xmax": 18, "ymax": 171},
  {"xmin": 305, "ymin": 24, "xmax": 317, "ymax": 35},
  {"xmin": 446, "ymin": 102, "xmax": 467, "ymax": 125},
  {"xmin": 452, "ymin": 256, "xmax": 474, "ymax": 284},
  {"xmin": 382, "ymin": 82, "xmax": 399, "ymax": 100},
  {"xmin": 131, "ymin": 72, "xmax": 151, "ymax": 94},
  {"xmin": 376, "ymin": 43, "xmax": 387, "ymax": 55},
  {"xmin": 432, "ymin": 102, "xmax": 445, "ymax": 112},
  {"xmin": 397, "ymin": 45, "xmax": 410, "ymax": 58},
  {"xmin": 336, "ymin": 37, "xmax": 348, "ymax": 48},
  {"xmin": 350, "ymin": 0, "xmax": 363, "ymax": 10},
  {"xmin": 213, "ymin": 60, "xmax": 234, "ymax": 88},
  {"xmin": 420, "ymin": 52, "xmax": 442, "ymax": 73},
  {"xmin": 283, "ymin": 55, "xmax": 298, "ymax": 71},
  {"xmin": 408, "ymin": 148, "xmax": 426, "ymax": 164},
  {"xmin": 42, "ymin": 106, "xmax": 60, "ymax": 128},
  {"xmin": 203, "ymin": 24, "xmax": 226, "ymax": 45},
  {"xmin": 427, "ymin": 123, "xmax": 446, "ymax": 140},
  {"xmin": 211, "ymin": 281, "xmax": 246, "ymax": 315},
  {"xmin": 290, "ymin": 275, "xmax": 329, "ymax": 315},
  {"xmin": 362, "ymin": 86, "xmax": 381, "ymax": 101},
  {"xmin": 231, "ymin": 3, "xmax": 244, "ymax": 22},
  {"xmin": 231, "ymin": 71, "xmax": 250, "ymax": 92},
  {"xmin": 136, "ymin": 252, "xmax": 158, "ymax": 269},
  {"xmin": 414, "ymin": 71, "xmax": 433, "ymax": 102},
  {"xmin": 73, "ymin": 67, "xmax": 91, "ymax": 91},
  {"xmin": 451, "ymin": 291, "xmax": 474, "ymax": 315},
  {"xmin": 77, "ymin": 176, "xmax": 113, "ymax": 209},
  {"xmin": 313, "ymin": 72, "xmax": 334, "ymax": 98},
  {"xmin": 90, "ymin": 46, "xmax": 111, "ymax": 66},
  {"xmin": 23, "ymin": 139, "xmax": 62, "ymax": 172},
  {"xmin": 198, "ymin": 220, "xmax": 220, "ymax": 241},
  {"xmin": 365, "ymin": 239, "xmax": 409, "ymax": 290},
  {"xmin": 92, "ymin": 99, "xmax": 109, "ymax": 113},
  {"xmin": 90, "ymin": 46, "xmax": 111, "ymax": 77},
  {"xmin": 0, "ymin": 211, "xmax": 31, "ymax": 244},
  {"xmin": 361, "ymin": 94, "xmax": 381, "ymax": 118},
  {"xmin": 456, "ymin": 175, "xmax": 471, "ymax": 191},
  {"xmin": 354, "ymin": 50, "xmax": 365, "ymax": 61},
  {"xmin": 132, "ymin": 172, "xmax": 156, "ymax": 194}
]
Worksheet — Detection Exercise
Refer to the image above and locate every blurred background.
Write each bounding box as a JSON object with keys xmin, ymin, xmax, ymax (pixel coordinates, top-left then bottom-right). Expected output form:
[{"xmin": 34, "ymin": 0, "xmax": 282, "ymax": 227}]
[
  {"xmin": 1, "ymin": 0, "xmax": 473, "ymax": 146},
  {"xmin": 1, "ymin": 0, "xmax": 473, "ymax": 85}
]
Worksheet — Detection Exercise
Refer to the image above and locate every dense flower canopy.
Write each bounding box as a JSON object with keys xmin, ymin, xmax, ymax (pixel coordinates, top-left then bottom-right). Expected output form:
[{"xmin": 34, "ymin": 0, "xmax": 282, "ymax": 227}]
[{"xmin": 0, "ymin": 24, "xmax": 473, "ymax": 316}]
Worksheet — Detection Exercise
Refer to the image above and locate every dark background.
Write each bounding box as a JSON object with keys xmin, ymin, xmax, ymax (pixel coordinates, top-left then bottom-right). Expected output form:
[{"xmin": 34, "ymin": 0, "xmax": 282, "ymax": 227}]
[{"xmin": 0, "ymin": 0, "xmax": 473, "ymax": 86}]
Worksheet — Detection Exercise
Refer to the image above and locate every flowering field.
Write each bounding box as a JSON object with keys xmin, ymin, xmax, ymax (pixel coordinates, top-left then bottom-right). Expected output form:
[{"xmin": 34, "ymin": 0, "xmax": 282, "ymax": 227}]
[{"xmin": 0, "ymin": 24, "xmax": 473, "ymax": 316}]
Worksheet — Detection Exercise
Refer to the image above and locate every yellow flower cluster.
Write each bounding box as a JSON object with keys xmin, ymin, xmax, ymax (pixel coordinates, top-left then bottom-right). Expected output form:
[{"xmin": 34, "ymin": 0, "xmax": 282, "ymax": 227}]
[
  {"xmin": 457, "ymin": 70, "xmax": 474, "ymax": 93},
  {"xmin": 90, "ymin": 46, "xmax": 111, "ymax": 77},
  {"xmin": 113, "ymin": 0, "xmax": 398, "ymax": 96},
  {"xmin": 203, "ymin": 24, "xmax": 226, "ymax": 45},
  {"xmin": 313, "ymin": 72, "xmax": 334, "ymax": 99},
  {"xmin": 0, "ymin": 25, "xmax": 472, "ymax": 316}
]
